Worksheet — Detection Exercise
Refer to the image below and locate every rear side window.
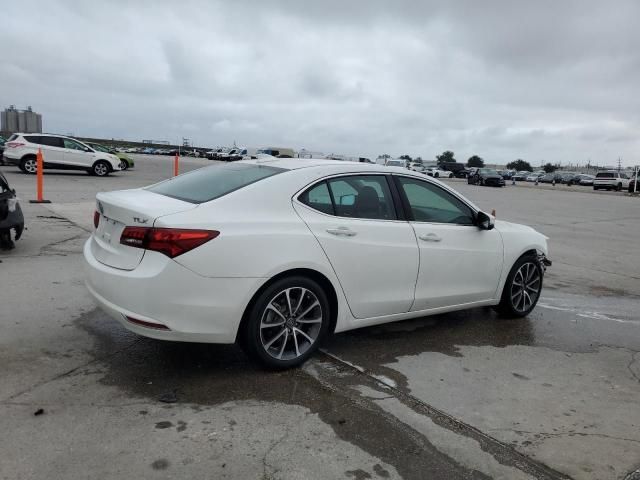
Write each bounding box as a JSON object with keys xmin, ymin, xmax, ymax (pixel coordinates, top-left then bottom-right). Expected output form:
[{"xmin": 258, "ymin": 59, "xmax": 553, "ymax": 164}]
[
  {"xmin": 596, "ymin": 172, "xmax": 613, "ymax": 178},
  {"xmin": 39, "ymin": 137, "xmax": 65, "ymax": 148},
  {"xmin": 24, "ymin": 135, "xmax": 42, "ymax": 144},
  {"xmin": 148, "ymin": 163, "xmax": 285, "ymax": 203},
  {"xmin": 299, "ymin": 175, "xmax": 396, "ymax": 220}
]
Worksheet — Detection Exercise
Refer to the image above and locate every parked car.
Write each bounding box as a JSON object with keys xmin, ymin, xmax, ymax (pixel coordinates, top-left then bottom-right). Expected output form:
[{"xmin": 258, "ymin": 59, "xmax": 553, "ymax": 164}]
[
  {"xmin": 593, "ymin": 171, "xmax": 630, "ymax": 191},
  {"xmin": 539, "ymin": 173, "xmax": 563, "ymax": 184},
  {"xmin": 440, "ymin": 162, "xmax": 467, "ymax": 177},
  {"xmin": 525, "ymin": 172, "xmax": 545, "ymax": 182},
  {"xmin": 408, "ymin": 161, "xmax": 426, "ymax": 173},
  {"xmin": 499, "ymin": 170, "xmax": 515, "ymax": 180},
  {"xmin": 84, "ymin": 159, "xmax": 551, "ymax": 368},
  {"xmin": 627, "ymin": 173, "xmax": 639, "ymax": 193},
  {"xmin": 512, "ymin": 171, "xmax": 530, "ymax": 181},
  {"xmin": 0, "ymin": 136, "xmax": 6, "ymax": 165},
  {"xmin": 85, "ymin": 142, "xmax": 135, "ymax": 170},
  {"xmin": 257, "ymin": 147, "xmax": 295, "ymax": 158},
  {"xmin": 3, "ymin": 134, "xmax": 122, "ymax": 176},
  {"xmin": 0, "ymin": 171, "xmax": 24, "ymax": 250},
  {"xmin": 467, "ymin": 168, "xmax": 505, "ymax": 187},
  {"xmin": 384, "ymin": 159, "xmax": 406, "ymax": 168},
  {"xmin": 426, "ymin": 167, "xmax": 454, "ymax": 178},
  {"xmin": 578, "ymin": 174, "xmax": 595, "ymax": 186}
]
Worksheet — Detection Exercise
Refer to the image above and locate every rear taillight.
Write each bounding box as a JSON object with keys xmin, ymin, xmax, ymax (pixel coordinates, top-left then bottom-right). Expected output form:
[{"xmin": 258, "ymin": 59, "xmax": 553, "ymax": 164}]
[
  {"xmin": 94, "ymin": 211, "xmax": 100, "ymax": 229},
  {"xmin": 6, "ymin": 142, "xmax": 25, "ymax": 148},
  {"xmin": 120, "ymin": 227, "xmax": 219, "ymax": 258}
]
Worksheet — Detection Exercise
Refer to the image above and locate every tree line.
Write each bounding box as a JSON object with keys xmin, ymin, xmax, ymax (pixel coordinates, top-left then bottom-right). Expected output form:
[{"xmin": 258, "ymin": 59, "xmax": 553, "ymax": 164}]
[{"xmin": 380, "ymin": 151, "xmax": 560, "ymax": 173}]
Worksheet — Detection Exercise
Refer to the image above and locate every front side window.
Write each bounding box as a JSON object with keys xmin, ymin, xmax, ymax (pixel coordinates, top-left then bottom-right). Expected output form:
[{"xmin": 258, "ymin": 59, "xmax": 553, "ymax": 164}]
[
  {"xmin": 63, "ymin": 139, "xmax": 87, "ymax": 151},
  {"xmin": 299, "ymin": 175, "xmax": 396, "ymax": 220},
  {"xmin": 396, "ymin": 176, "xmax": 475, "ymax": 225}
]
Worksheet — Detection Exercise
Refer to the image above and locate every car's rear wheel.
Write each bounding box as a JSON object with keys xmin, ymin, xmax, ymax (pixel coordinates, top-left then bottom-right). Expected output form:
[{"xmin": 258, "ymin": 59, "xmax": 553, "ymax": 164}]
[
  {"xmin": 494, "ymin": 255, "xmax": 543, "ymax": 317},
  {"xmin": 242, "ymin": 276, "xmax": 330, "ymax": 369},
  {"xmin": 20, "ymin": 156, "xmax": 37, "ymax": 174},
  {"xmin": 91, "ymin": 160, "xmax": 111, "ymax": 177}
]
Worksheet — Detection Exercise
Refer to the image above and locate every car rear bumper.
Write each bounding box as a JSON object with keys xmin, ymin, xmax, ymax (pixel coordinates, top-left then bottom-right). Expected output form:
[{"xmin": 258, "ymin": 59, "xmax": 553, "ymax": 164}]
[{"xmin": 83, "ymin": 238, "xmax": 263, "ymax": 343}]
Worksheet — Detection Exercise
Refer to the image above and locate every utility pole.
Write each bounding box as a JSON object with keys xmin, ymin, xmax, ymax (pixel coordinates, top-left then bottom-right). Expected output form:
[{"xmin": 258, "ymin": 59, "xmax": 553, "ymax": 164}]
[{"xmin": 617, "ymin": 157, "xmax": 622, "ymax": 172}]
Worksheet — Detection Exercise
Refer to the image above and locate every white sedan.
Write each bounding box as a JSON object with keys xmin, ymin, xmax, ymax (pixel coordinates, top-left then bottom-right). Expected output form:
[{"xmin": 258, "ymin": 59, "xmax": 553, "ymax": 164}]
[
  {"xmin": 84, "ymin": 159, "xmax": 551, "ymax": 368},
  {"xmin": 426, "ymin": 167, "xmax": 454, "ymax": 178}
]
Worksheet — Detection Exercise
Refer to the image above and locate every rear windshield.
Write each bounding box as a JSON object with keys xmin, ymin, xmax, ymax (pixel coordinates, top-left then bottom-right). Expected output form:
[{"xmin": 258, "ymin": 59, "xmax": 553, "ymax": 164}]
[
  {"xmin": 148, "ymin": 163, "xmax": 285, "ymax": 203},
  {"xmin": 596, "ymin": 172, "xmax": 614, "ymax": 178}
]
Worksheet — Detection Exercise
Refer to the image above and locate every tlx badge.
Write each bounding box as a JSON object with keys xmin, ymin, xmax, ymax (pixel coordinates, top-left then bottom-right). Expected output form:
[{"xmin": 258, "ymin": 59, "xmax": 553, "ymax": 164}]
[{"xmin": 133, "ymin": 217, "xmax": 149, "ymax": 224}]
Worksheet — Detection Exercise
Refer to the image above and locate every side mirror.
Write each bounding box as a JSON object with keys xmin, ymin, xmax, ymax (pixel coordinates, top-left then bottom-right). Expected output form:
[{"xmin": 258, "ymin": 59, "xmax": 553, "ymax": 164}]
[{"xmin": 476, "ymin": 211, "xmax": 495, "ymax": 230}]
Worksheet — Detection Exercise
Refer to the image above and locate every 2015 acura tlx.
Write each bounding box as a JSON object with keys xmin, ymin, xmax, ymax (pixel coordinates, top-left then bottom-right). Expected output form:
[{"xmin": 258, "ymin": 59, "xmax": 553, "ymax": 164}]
[{"xmin": 84, "ymin": 159, "xmax": 551, "ymax": 368}]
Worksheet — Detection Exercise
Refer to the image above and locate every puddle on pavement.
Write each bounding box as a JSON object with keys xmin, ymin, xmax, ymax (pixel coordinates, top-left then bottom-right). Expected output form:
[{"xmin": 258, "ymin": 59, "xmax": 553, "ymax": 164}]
[{"xmin": 74, "ymin": 308, "xmax": 491, "ymax": 480}]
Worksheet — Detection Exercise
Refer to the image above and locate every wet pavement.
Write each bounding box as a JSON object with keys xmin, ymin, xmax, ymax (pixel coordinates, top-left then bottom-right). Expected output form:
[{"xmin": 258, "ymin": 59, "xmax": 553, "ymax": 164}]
[{"xmin": 1, "ymin": 157, "xmax": 639, "ymax": 479}]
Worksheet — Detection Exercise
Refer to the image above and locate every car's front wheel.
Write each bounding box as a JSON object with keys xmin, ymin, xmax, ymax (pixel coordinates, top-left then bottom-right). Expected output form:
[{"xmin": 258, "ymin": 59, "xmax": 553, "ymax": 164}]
[
  {"xmin": 495, "ymin": 255, "xmax": 543, "ymax": 317},
  {"xmin": 242, "ymin": 276, "xmax": 330, "ymax": 369},
  {"xmin": 119, "ymin": 160, "xmax": 128, "ymax": 170},
  {"xmin": 91, "ymin": 160, "xmax": 111, "ymax": 177}
]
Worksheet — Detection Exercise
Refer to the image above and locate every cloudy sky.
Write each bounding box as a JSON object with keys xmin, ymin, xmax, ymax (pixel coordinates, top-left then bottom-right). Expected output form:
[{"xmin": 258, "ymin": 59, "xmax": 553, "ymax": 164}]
[{"xmin": 2, "ymin": 0, "xmax": 639, "ymax": 166}]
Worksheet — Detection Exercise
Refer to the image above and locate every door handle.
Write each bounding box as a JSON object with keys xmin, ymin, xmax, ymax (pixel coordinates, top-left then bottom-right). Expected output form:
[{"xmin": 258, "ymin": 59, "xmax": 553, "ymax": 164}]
[
  {"xmin": 326, "ymin": 227, "xmax": 357, "ymax": 237},
  {"xmin": 419, "ymin": 233, "xmax": 442, "ymax": 242}
]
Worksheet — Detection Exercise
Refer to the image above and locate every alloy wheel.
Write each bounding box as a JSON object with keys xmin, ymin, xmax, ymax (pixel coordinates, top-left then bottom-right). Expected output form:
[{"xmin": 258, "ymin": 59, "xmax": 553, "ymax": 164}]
[
  {"xmin": 259, "ymin": 287, "xmax": 323, "ymax": 361},
  {"xmin": 24, "ymin": 159, "xmax": 37, "ymax": 174},
  {"xmin": 94, "ymin": 163, "xmax": 109, "ymax": 176},
  {"xmin": 510, "ymin": 262, "xmax": 541, "ymax": 313}
]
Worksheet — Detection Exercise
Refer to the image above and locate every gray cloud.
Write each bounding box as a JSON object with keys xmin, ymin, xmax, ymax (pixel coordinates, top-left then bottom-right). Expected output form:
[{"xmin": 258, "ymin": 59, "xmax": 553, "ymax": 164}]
[{"xmin": 1, "ymin": 0, "xmax": 638, "ymax": 165}]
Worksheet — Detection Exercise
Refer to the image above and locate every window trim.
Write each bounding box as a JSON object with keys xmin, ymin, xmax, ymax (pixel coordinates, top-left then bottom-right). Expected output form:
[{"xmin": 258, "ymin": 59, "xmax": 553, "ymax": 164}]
[
  {"xmin": 295, "ymin": 173, "xmax": 403, "ymax": 223},
  {"xmin": 392, "ymin": 174, "xmax": 479, "ymax": 227}
]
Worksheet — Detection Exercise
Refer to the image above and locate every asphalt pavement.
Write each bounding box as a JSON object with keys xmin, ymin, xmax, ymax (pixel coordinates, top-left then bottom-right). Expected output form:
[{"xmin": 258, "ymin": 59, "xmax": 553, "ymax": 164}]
[{"xmin": 1, "ymin": 156, "xmax": 639, "ymax": 480}]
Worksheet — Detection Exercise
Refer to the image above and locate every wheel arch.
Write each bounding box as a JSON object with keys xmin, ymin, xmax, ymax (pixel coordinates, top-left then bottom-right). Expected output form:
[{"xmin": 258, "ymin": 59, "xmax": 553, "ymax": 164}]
[{"xmin": 236, "ymin": 267, "xmax": 339, "ymax": 343}]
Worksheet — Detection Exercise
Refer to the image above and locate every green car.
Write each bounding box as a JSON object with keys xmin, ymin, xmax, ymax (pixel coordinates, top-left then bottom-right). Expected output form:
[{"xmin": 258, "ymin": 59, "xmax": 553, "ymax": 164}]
[{"xmin": 85, "ymin": 142, "xmax": 135, "ymax": 170}]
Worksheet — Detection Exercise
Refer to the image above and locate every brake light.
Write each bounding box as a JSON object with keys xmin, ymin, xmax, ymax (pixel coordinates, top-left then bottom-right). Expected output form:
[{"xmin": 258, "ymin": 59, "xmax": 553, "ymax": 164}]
[
  {"xmin": 120, "ymin": 227, "xmax": 219, "ymax": 258},
  {"xmin": 94, "ymin": 211, "xmax": 100, "ymax": 229},
  {"xmin": 6, "ymin": 142, "xmax": 25, "ymax": 148}
]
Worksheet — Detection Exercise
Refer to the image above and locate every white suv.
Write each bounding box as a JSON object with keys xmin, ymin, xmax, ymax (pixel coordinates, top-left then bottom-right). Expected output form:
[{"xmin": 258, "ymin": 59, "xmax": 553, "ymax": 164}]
[
  {"xmin": 3, "ymin": 133, "xmax": 122, "ymax": 177},
  {"xmin": 593, "ymin": 171, "xmax": 630, "ymax": 191}
]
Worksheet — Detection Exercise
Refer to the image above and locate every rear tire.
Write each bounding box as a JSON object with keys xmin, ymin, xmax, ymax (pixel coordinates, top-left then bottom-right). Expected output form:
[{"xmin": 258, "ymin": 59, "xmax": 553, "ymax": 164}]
[
  {"xmin": 494, "ymin": 255, "xmax": 543, "ymax": 318},
  {"xmin": 91, "ymin": 160, "xmax": 111, "ymax": 177},
  {"xmin": 241, "ymin": 276, "xmax": 330, "ymax": 369},
  {"xmin": 20, "ymin": 156, "xmax": 37, "ymax": 174}
]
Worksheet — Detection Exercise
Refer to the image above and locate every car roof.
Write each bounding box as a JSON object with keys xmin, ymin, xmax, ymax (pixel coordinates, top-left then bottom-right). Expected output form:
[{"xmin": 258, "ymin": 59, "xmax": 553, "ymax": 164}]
[{"xmin": 240, "ymin": 157, "xmax": 392, "ymax": 172}]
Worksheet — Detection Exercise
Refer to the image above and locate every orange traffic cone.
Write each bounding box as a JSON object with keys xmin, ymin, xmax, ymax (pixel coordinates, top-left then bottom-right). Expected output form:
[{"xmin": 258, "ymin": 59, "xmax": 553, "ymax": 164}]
[{"xmin": 29, "ymin": 148, "xmax": 51, "ymax": 204}]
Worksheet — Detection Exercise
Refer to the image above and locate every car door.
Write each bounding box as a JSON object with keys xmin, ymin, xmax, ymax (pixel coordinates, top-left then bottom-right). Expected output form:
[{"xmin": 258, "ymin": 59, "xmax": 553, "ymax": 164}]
[
  {"xmin": 63, "ymin": 138, "xmax": 94, "ymax": 167},
  {"xmin": 294, "ymin": 174, "xmax": 419, "ymax": 319},
  {"xmin": 393, "ymin": 175, "xmax": 503, "ymax": 311},
  {"xmin": 25, "ymin": 136, "xmax": 66, "ymax": 165}
]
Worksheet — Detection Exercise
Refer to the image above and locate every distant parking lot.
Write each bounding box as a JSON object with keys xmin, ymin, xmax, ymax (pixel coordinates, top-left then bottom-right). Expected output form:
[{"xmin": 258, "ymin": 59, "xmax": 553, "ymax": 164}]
[{"xmin": 1, "ymin": 154, "xmax": 639, "ymax": 480}]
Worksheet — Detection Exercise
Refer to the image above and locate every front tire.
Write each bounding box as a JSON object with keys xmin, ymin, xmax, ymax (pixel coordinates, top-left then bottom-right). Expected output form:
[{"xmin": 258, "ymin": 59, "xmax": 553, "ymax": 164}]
[
  {"xmin": 242, "ymin": 276, "xmax": 330, "ymax": 369},
  {"xmin": 119, "ymin": 160, "xmax": 128, "ymax": 170},
  {"xmin": 494, "ymin": 255, "xmax": 543, "ymax": 317},
  {"xmin": 616, "ymin": 183, "xmax": 622, "ymax": 191},
  {"xmin": 91, "ymin": 160, "xmax": 111, "ymax": 177}
]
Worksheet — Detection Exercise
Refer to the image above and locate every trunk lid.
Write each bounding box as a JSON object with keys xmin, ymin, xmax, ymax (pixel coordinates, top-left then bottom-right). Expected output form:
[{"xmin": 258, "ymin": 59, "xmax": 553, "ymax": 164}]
[{"xmin": 91, "ymin": 189, "xmax": 197, "ymax": 270}]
